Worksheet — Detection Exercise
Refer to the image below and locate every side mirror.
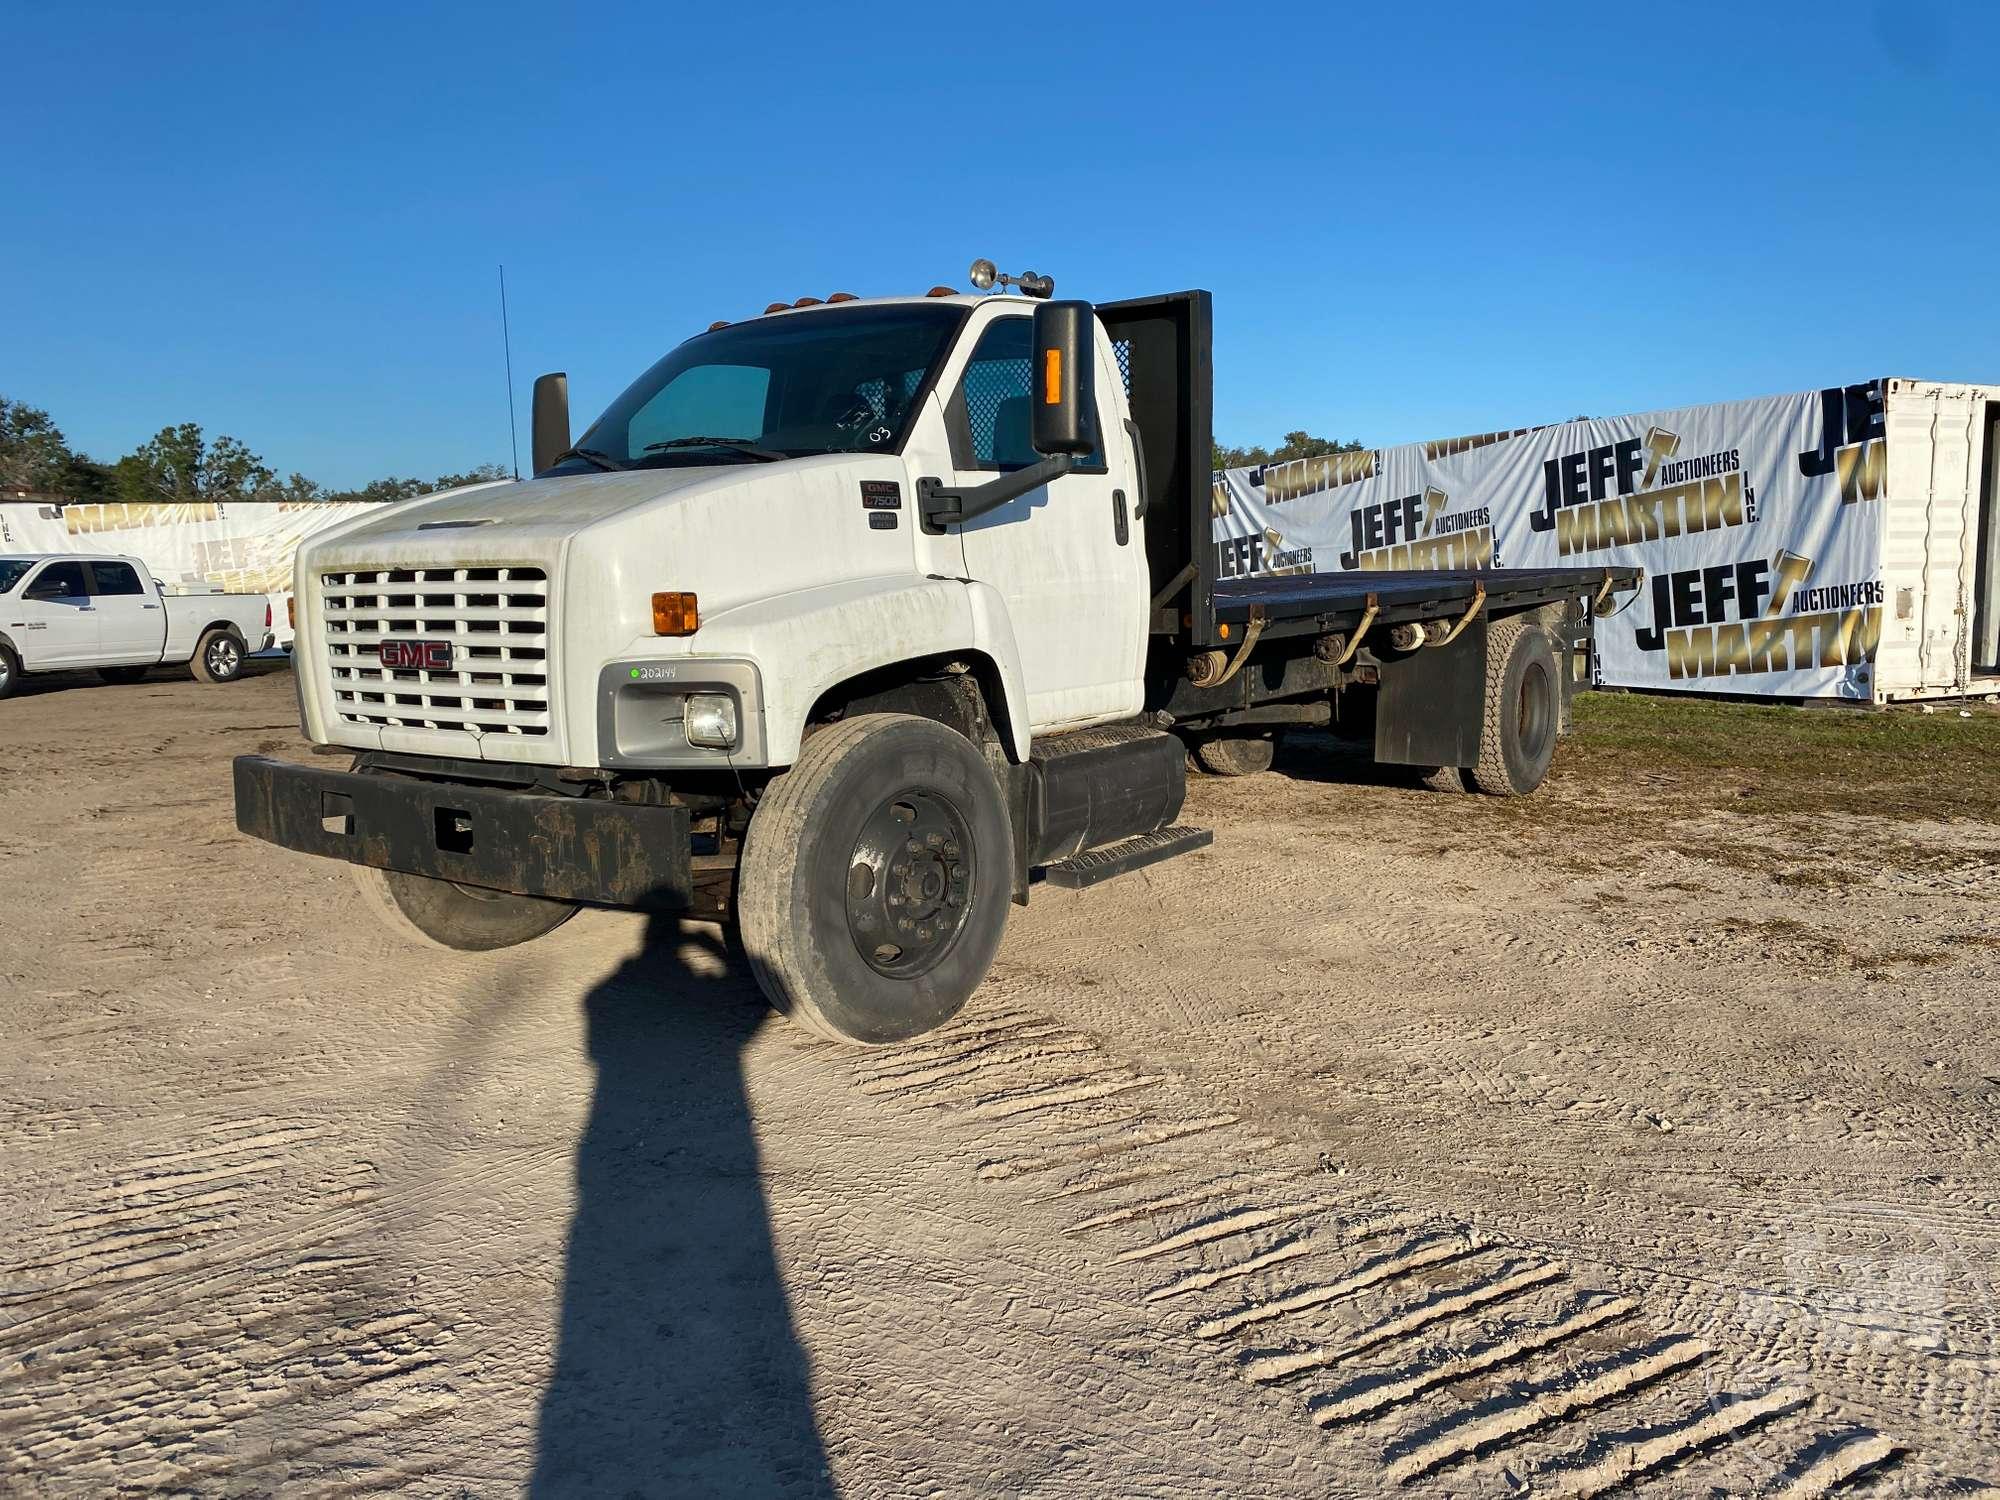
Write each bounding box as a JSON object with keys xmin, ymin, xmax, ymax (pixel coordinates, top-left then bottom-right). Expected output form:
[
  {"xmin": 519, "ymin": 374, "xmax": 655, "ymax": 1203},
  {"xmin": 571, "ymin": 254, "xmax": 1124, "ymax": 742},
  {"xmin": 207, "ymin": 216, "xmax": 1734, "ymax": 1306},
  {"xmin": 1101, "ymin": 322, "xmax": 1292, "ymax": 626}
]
[
  {"xmin": 1031, "ymin": 300, "xmax": 1097, "ymax": 457},
  {"xmin": 531, "ymin": 372, "xmax": 571, "ymax": 475}
]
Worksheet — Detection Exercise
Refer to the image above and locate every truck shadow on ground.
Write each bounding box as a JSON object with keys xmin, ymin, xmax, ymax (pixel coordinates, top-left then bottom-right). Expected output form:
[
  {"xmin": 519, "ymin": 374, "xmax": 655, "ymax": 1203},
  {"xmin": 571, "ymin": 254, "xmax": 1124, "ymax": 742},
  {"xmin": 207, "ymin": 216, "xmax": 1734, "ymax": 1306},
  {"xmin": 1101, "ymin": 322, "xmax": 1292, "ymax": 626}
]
[
  {"xmin": 1271, "ymin": 729, "xmax": 1434, "ymax": 789},
  {"xmin": 532, "ymin": 916, "xmax": 834, "ymax": 1498}
]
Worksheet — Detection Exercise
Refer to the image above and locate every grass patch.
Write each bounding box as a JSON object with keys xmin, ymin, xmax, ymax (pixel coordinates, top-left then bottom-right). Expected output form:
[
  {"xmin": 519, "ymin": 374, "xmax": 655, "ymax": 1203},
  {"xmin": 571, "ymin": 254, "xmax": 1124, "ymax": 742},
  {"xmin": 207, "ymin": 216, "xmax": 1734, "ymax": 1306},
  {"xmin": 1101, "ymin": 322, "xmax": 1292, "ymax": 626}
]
[{"xmin": 1554, "ymin": 692, "xmax": 2000, "ymax": 820}]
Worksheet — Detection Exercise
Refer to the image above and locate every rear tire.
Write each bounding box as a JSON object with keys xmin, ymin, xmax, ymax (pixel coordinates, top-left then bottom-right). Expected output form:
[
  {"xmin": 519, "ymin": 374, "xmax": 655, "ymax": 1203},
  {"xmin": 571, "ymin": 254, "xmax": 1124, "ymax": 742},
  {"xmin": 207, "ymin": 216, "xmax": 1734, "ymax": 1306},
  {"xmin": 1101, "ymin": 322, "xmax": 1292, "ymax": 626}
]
[
  {"xmin": 739, "ymin": 714, "xmax": 1011, "ymax": 1045},
  {"xmin": 1192, "ymin": 732, "xmax": 1277, "ymax": 777},
  {"xmin": 98, "ymin": 665, "xmax": 149, "ymax": 684},
  {"xmin": 1421, "ymin": 765, "xmax": 1471, "ymax": 793},
  {"xmin": 0, "ymin": 644, "xmax": 18, "ymax": 700},
  {"xmin": 349, "ymin": 864, "xmax": 578, "ymax": 951},
  {"xmin": 190, "ymin": 628, "xmax": 246, "ymax": 684},
  {"xmin": 1470, "ymin": 618, "xmax": 1559, "ymax": 797}
]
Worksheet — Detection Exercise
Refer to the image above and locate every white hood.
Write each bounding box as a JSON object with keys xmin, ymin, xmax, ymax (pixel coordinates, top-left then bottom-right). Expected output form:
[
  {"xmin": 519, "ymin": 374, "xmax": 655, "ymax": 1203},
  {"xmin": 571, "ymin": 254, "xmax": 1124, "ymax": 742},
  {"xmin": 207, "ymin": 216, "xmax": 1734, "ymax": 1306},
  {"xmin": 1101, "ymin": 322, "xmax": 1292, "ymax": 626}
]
[{"xmin": 311, "ymin": 468, "xmax": 735, "ymax": 553}]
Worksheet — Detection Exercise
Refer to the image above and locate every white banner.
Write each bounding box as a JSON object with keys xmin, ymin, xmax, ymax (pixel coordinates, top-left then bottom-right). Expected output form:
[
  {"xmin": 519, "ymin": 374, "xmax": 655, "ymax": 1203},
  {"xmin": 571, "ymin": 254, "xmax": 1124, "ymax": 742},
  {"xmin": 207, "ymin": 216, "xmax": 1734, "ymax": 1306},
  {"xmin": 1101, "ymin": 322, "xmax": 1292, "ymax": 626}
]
[
  {"xmin": 0, "ymin": 500, "xmax": 383, "ymax": 647},
  {"xmin": 1213, "ymin": 382, "xmax": 1890, "ymax": 699}
]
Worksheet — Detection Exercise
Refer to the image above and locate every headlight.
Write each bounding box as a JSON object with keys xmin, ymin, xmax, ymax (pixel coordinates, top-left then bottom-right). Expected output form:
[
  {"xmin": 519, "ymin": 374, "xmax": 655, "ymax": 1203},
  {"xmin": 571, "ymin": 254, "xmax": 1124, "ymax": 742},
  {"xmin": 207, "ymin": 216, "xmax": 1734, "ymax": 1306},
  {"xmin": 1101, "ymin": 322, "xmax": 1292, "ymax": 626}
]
[{"xmin": 685, "ymin": 693, "xmax": 739, "ymax": 749}]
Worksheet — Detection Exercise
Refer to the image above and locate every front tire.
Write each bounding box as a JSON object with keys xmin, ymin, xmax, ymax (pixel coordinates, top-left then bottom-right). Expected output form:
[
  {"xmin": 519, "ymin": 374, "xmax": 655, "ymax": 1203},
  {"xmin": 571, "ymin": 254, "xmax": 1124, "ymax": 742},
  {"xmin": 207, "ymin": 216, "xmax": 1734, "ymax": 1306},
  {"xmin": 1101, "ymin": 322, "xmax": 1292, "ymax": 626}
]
[
  {"xmin": 739, "ymin": 713, "xmax": 1012, "ymax": 1045},
  {"xmin": 1470, "ymin": 618, "xmax": 1559, "ymax": 796},
  {"xmin": 349, "ymin": 864, "xmax": 577, "ymax": 951},
  {"xmin": 191, "ymin": 628, "xmax": 246, "ymax": 684},
  {"xmin": 0, "ymin": 644, "xmax": 18, "ymax": 700}
]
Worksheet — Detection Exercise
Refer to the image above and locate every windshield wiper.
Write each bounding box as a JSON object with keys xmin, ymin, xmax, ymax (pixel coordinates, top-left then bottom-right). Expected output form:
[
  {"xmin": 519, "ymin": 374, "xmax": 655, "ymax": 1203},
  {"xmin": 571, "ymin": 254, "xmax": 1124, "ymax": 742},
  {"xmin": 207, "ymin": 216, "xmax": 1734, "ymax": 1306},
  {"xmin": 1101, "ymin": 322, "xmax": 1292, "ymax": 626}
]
[
  {"xmin": 556, "ymin": 446, "xmax": 628, "ymax": 472},
  {"xmin": 643, "ymin": 436, "xmax": 786, "ymax": 463}
]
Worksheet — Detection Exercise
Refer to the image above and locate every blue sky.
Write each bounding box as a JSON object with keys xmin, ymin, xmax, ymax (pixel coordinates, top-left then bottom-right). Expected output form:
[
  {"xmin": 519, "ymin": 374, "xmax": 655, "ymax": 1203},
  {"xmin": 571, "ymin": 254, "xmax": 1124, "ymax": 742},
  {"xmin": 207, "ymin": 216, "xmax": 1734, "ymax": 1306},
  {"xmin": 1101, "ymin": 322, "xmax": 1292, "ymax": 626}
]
[{"xmin": 6, "ymin": 0, "xmax": 1994, "ymax": 487}]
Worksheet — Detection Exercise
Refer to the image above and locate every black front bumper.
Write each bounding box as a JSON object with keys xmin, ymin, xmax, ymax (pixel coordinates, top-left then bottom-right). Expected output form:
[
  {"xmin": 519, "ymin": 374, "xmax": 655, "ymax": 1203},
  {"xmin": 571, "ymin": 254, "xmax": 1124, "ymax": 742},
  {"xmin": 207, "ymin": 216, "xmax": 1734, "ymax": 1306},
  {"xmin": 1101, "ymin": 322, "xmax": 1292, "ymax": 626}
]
[{"xmin": 232, "ymin": 755, "xmax": 693, "ymax": 910}]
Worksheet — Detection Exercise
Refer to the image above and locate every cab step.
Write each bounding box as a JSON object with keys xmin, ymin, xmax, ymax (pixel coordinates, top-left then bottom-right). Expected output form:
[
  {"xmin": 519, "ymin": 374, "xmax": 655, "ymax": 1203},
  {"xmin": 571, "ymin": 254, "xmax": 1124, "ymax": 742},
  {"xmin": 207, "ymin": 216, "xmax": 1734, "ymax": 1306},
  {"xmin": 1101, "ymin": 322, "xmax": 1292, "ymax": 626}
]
[{"xmin": 1040, "ymin": 825, "xmax": 1214, "ymax": 890}]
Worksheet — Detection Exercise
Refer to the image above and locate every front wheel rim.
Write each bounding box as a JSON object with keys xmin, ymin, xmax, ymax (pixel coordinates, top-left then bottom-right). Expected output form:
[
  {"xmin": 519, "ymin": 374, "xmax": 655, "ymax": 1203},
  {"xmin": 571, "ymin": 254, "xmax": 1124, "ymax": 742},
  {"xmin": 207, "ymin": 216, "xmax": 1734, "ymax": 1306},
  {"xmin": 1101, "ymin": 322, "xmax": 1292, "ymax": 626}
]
[{"xmin": 844, "ymin": 789, "xmax": 975, "ymax": 979}]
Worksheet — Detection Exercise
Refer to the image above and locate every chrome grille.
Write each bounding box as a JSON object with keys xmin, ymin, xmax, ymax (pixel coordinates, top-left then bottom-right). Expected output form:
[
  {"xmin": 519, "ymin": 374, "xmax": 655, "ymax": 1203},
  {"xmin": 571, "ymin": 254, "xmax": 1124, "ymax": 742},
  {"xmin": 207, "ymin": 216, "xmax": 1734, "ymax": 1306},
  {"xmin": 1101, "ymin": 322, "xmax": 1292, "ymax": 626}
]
[{"xmin": 322, "ymin": 565, "xmax": 550, "ymax": 737}]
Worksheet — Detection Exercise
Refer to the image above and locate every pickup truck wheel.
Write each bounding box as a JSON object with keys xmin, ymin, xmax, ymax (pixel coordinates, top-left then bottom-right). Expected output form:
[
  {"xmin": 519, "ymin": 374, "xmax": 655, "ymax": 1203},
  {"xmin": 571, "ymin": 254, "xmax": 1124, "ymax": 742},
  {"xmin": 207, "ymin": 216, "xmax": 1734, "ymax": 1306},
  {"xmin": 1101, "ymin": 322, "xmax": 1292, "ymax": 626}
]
[
  {"xmin": 739, "ymin": 713, "xmax": 1011, "ymax": 1045},
  {"xmin": 0, "ymin": 644, "xmax": 17, "ymax": 700},
  {"xmin": 98, "ymin": 665, "xmax": 149, "ymax": 684},
  {"xmin": 349, "ymin": 864, "xmax": 577, "ymax": 951},
  {"xmin": 1470, "ymin": 618, "xmax": 1558, "ymax": 797},
  {"xmin": 191, "ymin": 628, "xmax": 246, "ymax": 684},
  {"xmin": 1193, "ymin": 732, "xmax": 1277, "ymax": 777}
]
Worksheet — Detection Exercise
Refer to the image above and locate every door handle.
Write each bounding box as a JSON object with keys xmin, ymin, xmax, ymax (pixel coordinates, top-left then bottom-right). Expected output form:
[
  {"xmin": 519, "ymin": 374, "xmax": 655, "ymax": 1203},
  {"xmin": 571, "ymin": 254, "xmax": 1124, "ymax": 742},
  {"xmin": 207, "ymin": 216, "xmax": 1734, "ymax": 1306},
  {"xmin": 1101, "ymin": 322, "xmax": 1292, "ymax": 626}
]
[{"xmin": 1112, "ymin": 489, "xmax": 1130, "ymax": 547}]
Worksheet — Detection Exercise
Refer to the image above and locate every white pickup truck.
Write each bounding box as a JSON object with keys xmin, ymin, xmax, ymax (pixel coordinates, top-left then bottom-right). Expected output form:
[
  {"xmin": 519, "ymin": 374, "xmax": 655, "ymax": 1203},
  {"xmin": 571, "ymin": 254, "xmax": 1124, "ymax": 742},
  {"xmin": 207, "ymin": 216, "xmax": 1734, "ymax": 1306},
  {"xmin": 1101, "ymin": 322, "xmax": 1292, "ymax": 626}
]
[
  {"xmin": 234, "ymin": 266, "xmax": 1637, "ymax": 1045},
  {"xmin": 0, "ymin": 554, "xmax": 273, "ymax": 698}
]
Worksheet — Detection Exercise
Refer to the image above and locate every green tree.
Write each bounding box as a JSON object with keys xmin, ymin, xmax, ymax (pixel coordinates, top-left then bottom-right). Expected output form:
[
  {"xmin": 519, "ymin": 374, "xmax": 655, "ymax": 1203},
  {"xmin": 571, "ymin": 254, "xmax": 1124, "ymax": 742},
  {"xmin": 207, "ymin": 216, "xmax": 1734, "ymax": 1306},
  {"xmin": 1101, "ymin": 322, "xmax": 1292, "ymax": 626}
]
[
  {"xmin": 1213, "ymin": 429, "xmax": 1365, "ymax": 472},
  {"xmin": 114, "ymin": 423, "xmax": 277, "ymax": 504},
  {"xmin": 0, "ymin": 397, "xmax": 80, "ymax": 495},
  {"xmin": 322, "ymin": 464, "xmax": 510, "ymax": 505}
]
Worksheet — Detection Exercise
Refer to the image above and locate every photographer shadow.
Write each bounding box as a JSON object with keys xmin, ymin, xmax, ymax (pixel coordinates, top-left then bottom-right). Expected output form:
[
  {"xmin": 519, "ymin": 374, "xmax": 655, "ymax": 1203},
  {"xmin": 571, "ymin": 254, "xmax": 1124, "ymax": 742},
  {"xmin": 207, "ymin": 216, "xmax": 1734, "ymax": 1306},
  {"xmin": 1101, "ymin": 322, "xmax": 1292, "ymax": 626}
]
[{"xmin": 531, "ymin": 916, "xmax": 833, "ymax": 1497}]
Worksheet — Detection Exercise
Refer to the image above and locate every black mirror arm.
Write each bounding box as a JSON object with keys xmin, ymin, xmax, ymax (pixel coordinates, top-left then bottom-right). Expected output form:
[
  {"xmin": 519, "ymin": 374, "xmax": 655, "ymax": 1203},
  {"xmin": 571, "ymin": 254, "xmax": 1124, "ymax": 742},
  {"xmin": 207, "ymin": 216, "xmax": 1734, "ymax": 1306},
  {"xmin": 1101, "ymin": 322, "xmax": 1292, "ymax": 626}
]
[{"xmin": 917, "ymin": 453, "xmax": 1075, "ymax": 529}]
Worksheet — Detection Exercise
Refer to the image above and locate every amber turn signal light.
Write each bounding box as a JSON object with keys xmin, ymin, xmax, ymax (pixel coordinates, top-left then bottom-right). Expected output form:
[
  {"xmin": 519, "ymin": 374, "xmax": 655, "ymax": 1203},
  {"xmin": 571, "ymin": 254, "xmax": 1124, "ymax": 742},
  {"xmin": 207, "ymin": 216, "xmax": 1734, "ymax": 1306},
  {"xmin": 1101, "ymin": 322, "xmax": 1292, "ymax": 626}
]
[{"xmin": 652, "ymin": 591, "xmax": 699, "ymax": 636}]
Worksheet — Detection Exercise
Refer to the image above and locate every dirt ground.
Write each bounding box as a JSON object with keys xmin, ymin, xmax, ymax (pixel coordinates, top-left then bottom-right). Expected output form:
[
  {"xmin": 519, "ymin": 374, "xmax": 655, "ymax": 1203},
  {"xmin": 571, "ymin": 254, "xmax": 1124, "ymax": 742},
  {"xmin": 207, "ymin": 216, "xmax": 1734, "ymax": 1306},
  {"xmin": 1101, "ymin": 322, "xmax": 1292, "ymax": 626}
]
[{"xmin": 2, "ymin": 663, "xmax": 1995, "ymax": 1497}]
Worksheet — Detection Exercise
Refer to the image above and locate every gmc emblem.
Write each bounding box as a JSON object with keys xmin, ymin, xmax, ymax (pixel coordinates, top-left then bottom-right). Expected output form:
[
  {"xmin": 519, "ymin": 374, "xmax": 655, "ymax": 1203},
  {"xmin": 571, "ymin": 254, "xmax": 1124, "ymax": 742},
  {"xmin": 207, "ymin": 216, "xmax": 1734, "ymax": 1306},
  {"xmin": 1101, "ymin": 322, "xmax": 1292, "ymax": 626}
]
[{"xmin": 378, "ymin": 639, "xmax": 454, "ymax": 671}]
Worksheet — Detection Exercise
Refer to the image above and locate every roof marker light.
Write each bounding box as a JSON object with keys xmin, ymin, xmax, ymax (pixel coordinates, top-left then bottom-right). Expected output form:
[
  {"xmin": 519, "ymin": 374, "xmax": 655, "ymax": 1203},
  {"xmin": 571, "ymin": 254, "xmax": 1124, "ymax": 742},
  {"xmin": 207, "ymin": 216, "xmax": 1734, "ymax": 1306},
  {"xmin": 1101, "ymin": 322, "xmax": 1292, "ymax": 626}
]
[
  {"xmin": 793, "ymin": 296, "xmax": 823, "ymax": 308},
  {"xmin": 925, "ymin": 286, "xmax": 957, "ymax": 298},
  {"xmin": 764, "ymin": 301, "xmax": 790, "ymax": 314},
  {"xmin": 707, "ymin": 320, "xmax": 730, "ymax": 331},
  {"xmin": 827, "ymin": 291, "xmax": 858, "ymax": 303}
]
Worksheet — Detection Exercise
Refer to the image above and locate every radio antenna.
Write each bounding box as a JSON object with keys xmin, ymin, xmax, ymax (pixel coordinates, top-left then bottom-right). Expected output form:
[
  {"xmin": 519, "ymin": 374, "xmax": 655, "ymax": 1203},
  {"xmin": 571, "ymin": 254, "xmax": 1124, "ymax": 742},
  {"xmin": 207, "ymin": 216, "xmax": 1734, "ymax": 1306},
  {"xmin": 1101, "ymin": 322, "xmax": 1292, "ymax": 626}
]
[{"xmin": 499, "ymin": 263, "xmax": 521, "ymax": 480}]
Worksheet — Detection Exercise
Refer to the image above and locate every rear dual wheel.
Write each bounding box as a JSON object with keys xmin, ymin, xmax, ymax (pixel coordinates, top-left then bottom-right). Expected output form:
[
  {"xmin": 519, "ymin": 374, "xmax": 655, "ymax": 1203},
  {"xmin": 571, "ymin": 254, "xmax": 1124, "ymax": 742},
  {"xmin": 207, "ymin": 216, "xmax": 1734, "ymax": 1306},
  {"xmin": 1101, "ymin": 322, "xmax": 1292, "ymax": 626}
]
[
  {"xmin": 1420, "ymin": 617, "xmax": 1559, "ymax": 797},
  {"xmin": 1191, "ymin": 732, "xmax": 1278, "ymax": 777},
  {"xmin": 1471, "ymin": 618, "xmax": 1558, "ymax": 796},
  {"xmin": 739, "ymin": 713, "xmax": 1011, "ymax": 1045}
]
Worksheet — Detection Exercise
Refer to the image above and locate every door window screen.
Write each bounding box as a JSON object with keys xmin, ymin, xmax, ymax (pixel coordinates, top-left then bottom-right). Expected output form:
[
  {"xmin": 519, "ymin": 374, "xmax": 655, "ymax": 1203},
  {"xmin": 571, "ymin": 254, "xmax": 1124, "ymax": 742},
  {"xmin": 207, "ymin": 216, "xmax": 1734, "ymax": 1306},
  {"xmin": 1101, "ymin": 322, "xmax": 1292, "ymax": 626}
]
[{"xmin": 947, "ymin": 318, "xmax": 1103, "ymax": 472}]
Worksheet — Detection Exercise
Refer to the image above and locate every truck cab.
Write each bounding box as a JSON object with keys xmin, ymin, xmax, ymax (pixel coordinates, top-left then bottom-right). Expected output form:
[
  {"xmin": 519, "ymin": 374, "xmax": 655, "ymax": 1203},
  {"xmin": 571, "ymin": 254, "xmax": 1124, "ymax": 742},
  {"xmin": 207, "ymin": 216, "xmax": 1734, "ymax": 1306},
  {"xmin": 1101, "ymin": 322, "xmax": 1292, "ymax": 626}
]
[
  {"xmin": 240, "ymin": 269, "xmax": 1633, "ymax": 1045},
  {"xmin": 287, "ymin": 291, "xmax": 1151, "ymax": 771}
]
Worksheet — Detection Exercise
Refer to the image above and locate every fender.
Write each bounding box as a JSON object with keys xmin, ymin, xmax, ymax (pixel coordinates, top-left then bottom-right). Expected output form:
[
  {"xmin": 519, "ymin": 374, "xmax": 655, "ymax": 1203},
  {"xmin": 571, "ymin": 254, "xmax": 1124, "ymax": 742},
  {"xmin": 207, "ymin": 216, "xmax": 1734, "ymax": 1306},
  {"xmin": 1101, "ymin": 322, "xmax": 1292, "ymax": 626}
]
[{"xmin": 687, "ymin": 575, "xmax": 1031, "ymax": 764}]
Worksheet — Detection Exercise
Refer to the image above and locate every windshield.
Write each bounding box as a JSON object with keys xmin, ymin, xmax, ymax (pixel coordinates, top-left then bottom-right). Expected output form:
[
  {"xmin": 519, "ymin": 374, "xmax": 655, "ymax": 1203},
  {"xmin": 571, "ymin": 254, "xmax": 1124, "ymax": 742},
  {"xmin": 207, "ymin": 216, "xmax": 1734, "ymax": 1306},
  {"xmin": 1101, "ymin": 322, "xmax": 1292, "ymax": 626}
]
[
  {"xmin": 549, "ymin": 303, "xmax": 966, "ymax": 475},
  {"xmin": 0, "ymin": 560, "xmax": 33, "ymax": 595}
]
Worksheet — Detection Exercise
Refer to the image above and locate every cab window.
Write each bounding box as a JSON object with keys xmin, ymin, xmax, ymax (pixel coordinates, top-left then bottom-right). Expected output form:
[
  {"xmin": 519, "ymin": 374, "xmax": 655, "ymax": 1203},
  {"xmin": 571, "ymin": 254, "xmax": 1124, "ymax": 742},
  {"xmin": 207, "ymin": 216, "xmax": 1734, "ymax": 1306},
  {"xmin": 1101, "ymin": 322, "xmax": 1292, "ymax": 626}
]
[
  {"xmin": 88, "ymin": 561, "xmax": 146, "ymax": 596},
  {"xmin": 945, "ymin": 317, "xmax": 1104, "ymax": 473},
  {"xmin": 25, "ymin": 562, "xmax": 88, "ymax": 600},
  {"xmin": 627, "ymin": 364, "xmax": 772, "ymax": 455}
]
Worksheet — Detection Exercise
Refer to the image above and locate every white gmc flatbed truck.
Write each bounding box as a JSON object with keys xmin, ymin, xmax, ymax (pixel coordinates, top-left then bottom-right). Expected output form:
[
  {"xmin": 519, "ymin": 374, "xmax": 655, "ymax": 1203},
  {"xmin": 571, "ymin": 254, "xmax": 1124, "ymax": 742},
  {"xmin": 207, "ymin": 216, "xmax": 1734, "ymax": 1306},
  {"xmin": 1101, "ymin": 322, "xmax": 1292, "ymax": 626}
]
[
  {"xmin": 0, "ymin": 553, "xmax": 272, "ymax": 698},
  {"xmin": 234, "ymin": 270, "xmax": 1638, "ymax": 1044}
]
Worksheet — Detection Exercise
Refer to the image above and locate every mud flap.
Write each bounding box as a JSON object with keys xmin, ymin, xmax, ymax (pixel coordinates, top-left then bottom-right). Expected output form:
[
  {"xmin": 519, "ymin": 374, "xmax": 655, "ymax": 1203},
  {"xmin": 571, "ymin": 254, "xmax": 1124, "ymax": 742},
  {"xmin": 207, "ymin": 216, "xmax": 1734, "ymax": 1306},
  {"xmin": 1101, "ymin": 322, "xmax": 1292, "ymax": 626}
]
[{"xmin": 1373, "ymin": 616, "xmax": 1487, "ymax": 767}]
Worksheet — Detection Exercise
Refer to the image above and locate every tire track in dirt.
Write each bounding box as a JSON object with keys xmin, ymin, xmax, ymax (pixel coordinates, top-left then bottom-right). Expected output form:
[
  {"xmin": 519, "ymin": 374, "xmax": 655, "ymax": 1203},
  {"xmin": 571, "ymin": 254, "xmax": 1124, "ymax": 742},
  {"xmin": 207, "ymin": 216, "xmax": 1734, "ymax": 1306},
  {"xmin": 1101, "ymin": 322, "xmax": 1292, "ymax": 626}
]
[
  {"xmin": 0, "ymin": 1092, "xmax": 537, "ymax": 1492},
  {"xmin": 835, "ymin": 999, "xmax": 1941, "ymax": 1494}
]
